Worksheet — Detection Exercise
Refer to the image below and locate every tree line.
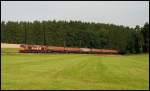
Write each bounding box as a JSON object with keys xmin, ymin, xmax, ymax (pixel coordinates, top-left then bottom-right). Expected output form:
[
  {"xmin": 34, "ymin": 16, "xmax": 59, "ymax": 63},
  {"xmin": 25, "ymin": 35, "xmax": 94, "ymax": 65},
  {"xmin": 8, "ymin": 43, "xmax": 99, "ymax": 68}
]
[{"xmin": 1, "ymin": 20, "xmax": 149, "ymax": 54}]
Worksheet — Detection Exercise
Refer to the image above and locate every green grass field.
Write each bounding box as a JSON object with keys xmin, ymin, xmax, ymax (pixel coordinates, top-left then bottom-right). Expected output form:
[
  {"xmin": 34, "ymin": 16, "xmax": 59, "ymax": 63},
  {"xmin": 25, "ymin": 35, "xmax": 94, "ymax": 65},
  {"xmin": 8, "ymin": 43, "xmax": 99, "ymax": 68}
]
[{"xmin": 1, "ymin": 48, "xmax": 149, "ymax": 90}]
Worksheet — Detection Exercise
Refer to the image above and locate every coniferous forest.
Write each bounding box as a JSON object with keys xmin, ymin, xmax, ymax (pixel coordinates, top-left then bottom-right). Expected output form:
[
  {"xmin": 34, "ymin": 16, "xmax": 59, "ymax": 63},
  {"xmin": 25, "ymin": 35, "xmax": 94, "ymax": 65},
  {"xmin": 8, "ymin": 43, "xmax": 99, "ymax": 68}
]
[{"xmin": 1, "ymin": 20, "xmax": 149, "ymax": 54}]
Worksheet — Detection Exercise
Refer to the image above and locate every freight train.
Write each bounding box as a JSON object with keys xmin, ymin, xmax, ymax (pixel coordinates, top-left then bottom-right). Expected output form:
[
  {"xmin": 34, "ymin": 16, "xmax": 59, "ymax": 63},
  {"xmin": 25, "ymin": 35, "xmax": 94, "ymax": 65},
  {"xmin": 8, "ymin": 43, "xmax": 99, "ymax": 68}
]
[{"xmin": 19, "ymin": 44, "xmax": 119, "ymax": 54}]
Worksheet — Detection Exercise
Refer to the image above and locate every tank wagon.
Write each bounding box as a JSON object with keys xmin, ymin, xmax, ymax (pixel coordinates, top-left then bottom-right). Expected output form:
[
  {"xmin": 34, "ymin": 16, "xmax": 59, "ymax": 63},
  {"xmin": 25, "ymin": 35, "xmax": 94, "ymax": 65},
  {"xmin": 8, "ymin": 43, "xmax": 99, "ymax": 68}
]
[{"xmin": 19, "ymin": 44, "xmax": 119, "ymax": 54}]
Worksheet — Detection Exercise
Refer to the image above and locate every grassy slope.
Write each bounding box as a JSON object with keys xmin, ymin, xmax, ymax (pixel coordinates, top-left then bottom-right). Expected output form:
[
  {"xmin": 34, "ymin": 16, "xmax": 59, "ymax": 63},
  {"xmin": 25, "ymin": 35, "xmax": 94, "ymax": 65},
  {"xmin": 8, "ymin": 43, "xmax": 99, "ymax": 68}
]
[
  {"xmin": 1, "ymin": 48, "xmax": 149, "ymax": 90},
  {"xmin": 1, "ymin": 48, "xmax": 19, "ymax": 53}
]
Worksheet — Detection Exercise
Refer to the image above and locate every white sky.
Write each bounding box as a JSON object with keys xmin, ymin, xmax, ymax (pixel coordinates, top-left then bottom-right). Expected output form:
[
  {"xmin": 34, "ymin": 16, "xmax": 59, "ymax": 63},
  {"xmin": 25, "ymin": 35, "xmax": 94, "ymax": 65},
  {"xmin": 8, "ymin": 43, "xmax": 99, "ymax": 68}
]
[{"xmin": 1, "ymin": 1, "xmax": 149, "ymax": 28}]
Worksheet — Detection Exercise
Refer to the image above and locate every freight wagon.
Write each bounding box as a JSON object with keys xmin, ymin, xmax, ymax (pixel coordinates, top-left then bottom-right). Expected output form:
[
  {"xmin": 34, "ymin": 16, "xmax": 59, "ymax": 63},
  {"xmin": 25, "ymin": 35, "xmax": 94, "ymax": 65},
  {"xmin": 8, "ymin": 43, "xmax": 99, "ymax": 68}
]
[{"xmin": 19, "ymin": 44, "xmax": 119, "ymax": 54}]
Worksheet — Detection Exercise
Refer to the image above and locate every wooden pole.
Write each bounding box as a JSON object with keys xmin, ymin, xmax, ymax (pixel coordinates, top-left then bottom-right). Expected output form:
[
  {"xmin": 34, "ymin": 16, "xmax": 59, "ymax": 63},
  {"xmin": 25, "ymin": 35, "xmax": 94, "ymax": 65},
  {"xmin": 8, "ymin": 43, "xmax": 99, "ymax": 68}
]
[
  {"xmin": 24, "ymin": 23, "xmax": 27, "ymax": 44},
  {"xmin": 43, "ymin": 23, "xmax": 46, "ymax": 45}
]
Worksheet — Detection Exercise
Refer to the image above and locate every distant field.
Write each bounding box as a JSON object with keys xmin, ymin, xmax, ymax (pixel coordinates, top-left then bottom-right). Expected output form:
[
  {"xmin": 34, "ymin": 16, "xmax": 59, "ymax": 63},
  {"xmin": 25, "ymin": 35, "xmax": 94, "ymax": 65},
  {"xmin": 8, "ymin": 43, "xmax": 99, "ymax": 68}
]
[
  {"xmin": 1, "ymin": 48, "xmax": 149, "ymax": 90},
  {"xmin": 1, "ymin": 43, "xmax": 20, "ymax": 48}
]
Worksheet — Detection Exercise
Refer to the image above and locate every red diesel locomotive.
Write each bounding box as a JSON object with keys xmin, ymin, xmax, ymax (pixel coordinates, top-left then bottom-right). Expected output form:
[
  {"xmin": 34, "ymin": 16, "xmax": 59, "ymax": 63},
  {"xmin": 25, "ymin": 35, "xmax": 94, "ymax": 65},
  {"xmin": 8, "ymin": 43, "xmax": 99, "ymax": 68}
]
[{"xmin": 19, "ymin": 44, "xmax": 119, "ymax": 54}]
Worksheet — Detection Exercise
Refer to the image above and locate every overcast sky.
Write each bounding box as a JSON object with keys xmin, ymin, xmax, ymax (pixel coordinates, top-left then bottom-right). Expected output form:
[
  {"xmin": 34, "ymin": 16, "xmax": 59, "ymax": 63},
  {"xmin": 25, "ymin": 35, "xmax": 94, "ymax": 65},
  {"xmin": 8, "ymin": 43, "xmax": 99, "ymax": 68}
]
[{"xmin": 1, "ymin": 1, "xmax": 149, "ymax": 28}]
